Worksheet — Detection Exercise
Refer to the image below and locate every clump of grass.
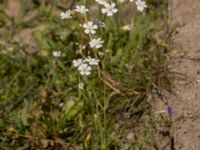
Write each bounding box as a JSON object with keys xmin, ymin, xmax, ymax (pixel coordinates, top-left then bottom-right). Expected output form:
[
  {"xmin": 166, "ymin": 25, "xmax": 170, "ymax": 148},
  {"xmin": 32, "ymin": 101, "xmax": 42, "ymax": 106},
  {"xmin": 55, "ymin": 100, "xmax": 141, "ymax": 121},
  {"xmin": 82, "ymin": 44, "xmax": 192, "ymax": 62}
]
[{"xmin": 0, "ymin": 0, "xmax": 170, "ymax": 149}]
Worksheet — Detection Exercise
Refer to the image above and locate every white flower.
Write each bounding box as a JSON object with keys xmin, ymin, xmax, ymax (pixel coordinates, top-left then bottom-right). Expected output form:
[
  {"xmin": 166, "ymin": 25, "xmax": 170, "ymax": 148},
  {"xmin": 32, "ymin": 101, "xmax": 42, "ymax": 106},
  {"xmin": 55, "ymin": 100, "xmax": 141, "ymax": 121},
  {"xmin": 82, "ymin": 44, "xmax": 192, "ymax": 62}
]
[
  {"xmin": 135, "ymin": 0, "xmax": 147, "ymax": 12},
  {"xmin": 101, "ymin": 3, "xmax": 118, "ymax": 16},
  {"xmin": 52, "ymin": 51, "xmax": 64, "ymax": 57},
  {"xmin": 118, "ymin": 0, "xmax": 127, "ymax": 3},
  {"xmin": 89, "ymin": 38, "xmax": 104, "ymax": 49},
  {"xmin": 83, "ymin": 21, "xmax": 98, "ymax": 34},
  {"xmin": 72, "ymin": 59, "xmax": 84, "ymax": 67},
  {"xmin": 78, "ymin": 82, "xmax": 84, "ymax": 89},
  {"xmin": 78, "ymin": 63, "xmax": 92, "ymax": 76},
  {"xmin": 95, "ymin": 0, "xmax": 108, "ymax": 5},
  {"xmin": 60, "ymin": 10, "xmax": 72, "ymax": 19},
  {"xmin": 129, "ymin": 0, "xmax": 135, "ymax": 2},
  {"xmin": 75, "ymin": 5, "xmax": 88, "ymax": 14},
  {"xmin": 85, "ymin": 57, "xmax": 100, "ymax": 65}
]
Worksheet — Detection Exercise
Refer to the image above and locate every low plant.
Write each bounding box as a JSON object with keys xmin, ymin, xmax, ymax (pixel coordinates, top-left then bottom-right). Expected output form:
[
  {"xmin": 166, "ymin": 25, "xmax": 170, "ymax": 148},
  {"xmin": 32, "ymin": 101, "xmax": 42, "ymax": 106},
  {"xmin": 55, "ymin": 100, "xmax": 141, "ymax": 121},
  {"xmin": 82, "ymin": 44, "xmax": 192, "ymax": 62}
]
[{"xmin": 0, "ymin": 0, "xmax": 170, "ymax": 149}]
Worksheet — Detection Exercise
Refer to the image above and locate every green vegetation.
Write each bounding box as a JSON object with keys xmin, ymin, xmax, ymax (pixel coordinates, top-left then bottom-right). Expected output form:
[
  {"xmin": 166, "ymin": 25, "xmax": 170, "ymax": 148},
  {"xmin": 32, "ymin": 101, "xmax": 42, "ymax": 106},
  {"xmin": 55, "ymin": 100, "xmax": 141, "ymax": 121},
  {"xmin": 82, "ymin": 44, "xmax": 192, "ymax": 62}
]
[{"xmin": 0, "ymin": 0, "xmax": 171, "ymax": 149}]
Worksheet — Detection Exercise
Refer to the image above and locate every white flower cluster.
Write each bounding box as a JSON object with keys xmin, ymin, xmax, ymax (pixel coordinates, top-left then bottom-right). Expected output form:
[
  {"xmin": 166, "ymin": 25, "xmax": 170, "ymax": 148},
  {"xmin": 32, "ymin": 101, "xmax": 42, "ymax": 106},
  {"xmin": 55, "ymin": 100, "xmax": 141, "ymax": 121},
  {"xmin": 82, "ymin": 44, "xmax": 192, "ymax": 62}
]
[
  {"xmin": 59, "ymin": 0, "xmax": 147, "ymax": 49},
  {"xmin": 60, "ymin": 1, "xmax": 118, "ymax": 20},
  {"xmin": 72, "ymin": 57, "xmax": 100, "ymax": 76},
  {"xmin": 60, "ymin": 0, "xmax": 147, "ymax": 20},
  {"xmin": 59, "ymin": 0, "xmax": 147, "ymax": 77}
]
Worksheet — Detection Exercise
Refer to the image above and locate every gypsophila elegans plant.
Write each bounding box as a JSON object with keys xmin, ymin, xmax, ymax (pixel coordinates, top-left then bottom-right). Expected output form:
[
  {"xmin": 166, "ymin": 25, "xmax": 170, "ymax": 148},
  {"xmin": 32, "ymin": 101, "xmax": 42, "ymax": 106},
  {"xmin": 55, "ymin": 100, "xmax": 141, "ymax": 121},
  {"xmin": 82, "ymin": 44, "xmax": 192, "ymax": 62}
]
[{"xmin": 0, "ymin": 0, "xmax": 170, "ymax": 149}]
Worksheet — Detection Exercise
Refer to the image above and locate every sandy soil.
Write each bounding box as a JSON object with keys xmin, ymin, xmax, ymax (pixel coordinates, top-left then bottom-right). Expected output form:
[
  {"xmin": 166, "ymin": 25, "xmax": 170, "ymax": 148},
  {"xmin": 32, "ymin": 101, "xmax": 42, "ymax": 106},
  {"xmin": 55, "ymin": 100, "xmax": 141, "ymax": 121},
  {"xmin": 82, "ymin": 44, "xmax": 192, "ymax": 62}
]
[{"xmin": 168, "ymin": 0, "xmax": 200, "ymax": 149}]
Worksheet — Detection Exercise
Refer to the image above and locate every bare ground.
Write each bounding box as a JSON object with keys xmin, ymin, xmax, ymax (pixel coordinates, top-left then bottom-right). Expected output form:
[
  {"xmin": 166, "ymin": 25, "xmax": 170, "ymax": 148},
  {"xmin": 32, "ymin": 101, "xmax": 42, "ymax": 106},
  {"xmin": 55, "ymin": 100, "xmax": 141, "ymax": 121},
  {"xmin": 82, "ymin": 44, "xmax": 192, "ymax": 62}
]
[{"xmin": 168, "ymin": 0, "xmax": 200, "ymax": 149}]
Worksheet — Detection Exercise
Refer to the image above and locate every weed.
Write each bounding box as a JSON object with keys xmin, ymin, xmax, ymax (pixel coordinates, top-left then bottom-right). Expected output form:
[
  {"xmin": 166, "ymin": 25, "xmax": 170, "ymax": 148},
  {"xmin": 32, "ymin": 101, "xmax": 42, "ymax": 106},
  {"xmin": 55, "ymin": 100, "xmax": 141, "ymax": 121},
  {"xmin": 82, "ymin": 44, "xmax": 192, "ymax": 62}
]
[{"xmin": 0, "ymin": 0, "xmax": 170, "ymax": 149}]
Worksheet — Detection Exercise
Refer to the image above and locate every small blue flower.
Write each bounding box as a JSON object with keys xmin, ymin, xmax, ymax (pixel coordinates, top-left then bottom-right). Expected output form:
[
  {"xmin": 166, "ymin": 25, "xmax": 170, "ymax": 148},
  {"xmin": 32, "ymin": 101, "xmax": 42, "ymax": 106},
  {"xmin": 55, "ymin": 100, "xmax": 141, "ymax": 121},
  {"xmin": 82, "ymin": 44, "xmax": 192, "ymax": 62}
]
[{"xmin": 167, "ymin": 106, "xmax": 173, "ymax": 115}]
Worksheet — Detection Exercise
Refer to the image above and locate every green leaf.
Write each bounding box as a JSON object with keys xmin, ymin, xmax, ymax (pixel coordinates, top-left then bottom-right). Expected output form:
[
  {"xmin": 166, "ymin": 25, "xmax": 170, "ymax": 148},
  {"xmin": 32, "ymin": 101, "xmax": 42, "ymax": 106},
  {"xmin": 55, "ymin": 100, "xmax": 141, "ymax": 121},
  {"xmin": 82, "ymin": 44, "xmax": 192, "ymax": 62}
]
[
  {"xmin": 19, "ymin": 100, "xmax": 29, "ymax": 127},
  {"xmin": 63, "ymin": 99, "xmax": 83, "ymax": 120}
]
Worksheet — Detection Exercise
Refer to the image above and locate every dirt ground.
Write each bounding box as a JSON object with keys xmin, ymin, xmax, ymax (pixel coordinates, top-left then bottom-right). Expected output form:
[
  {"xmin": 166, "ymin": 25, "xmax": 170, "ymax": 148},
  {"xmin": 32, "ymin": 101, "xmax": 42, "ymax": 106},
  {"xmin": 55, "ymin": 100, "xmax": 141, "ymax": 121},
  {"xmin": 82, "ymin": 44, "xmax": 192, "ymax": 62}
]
[{"xmin": 168, "ymin": 0, "xmax": 200, "ymax": 149}]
